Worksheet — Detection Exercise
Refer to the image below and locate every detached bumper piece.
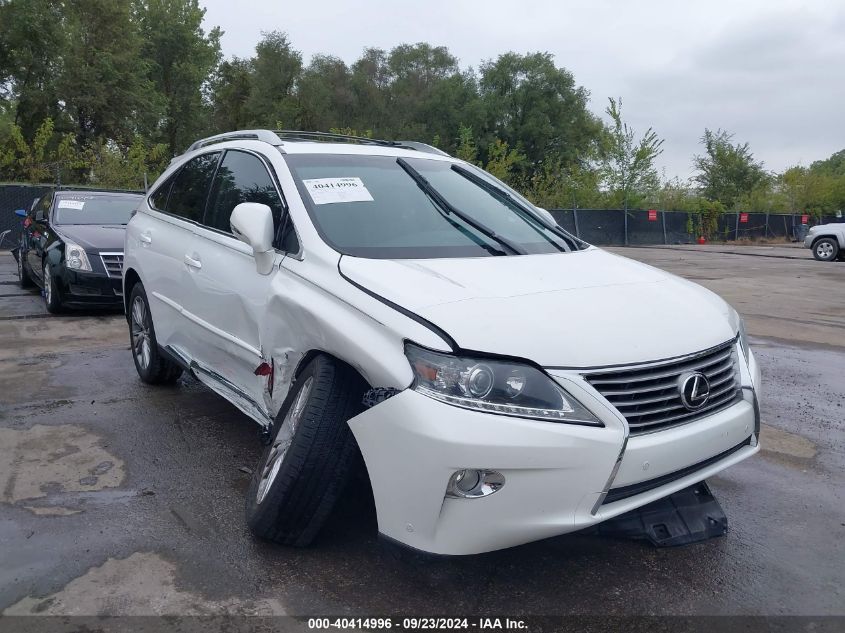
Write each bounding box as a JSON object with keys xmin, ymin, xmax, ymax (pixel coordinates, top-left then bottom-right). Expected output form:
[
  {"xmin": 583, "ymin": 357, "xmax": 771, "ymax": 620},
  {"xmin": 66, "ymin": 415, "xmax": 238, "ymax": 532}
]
[{"xmin": 590, "ymin": 481, "xmax": 727, "ymax": 547}]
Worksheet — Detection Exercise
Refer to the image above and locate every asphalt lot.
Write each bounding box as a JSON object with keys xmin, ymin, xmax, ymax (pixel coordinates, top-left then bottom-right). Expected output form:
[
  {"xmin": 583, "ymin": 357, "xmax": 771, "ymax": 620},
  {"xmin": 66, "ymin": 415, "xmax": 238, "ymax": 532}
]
[{"xmin": 0, "ymin": 244, "xmax": 843, "ymax": 618}]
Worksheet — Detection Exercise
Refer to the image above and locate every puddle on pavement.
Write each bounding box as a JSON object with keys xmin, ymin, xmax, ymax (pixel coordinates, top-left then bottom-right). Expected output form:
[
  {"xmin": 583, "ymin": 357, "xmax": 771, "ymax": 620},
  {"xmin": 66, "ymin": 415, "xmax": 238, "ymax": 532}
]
[
  {"xmin": 760, "ymin": 424, "xmax": 817, "ymax": 465},
  {"xmin": 0, "ymin": 424, "xmax": 125, "ymax": 515},
  {"xmin": 3, "ymin": 552, "xmax": 286, "ymax": 615}
]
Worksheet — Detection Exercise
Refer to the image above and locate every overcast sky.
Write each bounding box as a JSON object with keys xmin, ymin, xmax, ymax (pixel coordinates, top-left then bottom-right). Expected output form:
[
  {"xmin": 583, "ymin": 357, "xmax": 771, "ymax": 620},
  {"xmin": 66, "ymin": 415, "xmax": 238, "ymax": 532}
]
[{"xmin": 202, "ymin": 0, "xmax": 844, "ymax": 179}]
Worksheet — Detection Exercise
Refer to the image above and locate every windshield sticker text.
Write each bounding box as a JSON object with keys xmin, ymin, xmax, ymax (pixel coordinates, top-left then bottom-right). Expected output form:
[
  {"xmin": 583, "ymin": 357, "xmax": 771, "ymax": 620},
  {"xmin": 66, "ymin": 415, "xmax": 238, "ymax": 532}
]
[
  {"xmin": 57, "ymin": 200, "xmax": 85, "ymax": 210},
  {"xmin": 303, "ymin": 177, "xmax": 374, "ymax": 205}
]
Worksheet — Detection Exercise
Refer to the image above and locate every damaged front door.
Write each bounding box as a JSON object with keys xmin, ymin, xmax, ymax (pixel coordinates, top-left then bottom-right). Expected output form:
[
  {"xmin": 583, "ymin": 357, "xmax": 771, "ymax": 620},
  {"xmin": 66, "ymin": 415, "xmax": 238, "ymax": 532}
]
[{"xmin": 184, "ymin": 150, "xmax": 289, "ymax": 424}]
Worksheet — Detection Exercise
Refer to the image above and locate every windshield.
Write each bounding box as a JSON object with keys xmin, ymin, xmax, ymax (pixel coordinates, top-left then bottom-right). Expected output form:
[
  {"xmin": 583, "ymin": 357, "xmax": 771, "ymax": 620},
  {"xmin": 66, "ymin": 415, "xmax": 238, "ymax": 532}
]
[
  {"xmin": 283, "ymin": 154, "xmax": 582, "ymax": 259},
  {"xmin": 53, "ymin": 195, "xmax": 141, "ymax": 225}
]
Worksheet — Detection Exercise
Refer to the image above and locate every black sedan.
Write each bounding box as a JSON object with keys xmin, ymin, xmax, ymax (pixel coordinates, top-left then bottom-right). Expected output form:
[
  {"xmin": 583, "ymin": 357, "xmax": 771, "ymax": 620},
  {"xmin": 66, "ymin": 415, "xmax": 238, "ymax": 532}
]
[{"xmin": 15, "ymin": 189, "xmax": 143, "ymax": 313}]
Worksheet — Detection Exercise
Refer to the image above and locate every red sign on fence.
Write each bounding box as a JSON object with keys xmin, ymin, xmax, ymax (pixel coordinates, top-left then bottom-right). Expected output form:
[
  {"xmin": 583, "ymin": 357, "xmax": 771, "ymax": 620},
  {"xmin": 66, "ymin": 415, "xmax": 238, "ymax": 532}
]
[
  {"xmin": 801, "ymin": 214, "xmax": 809, "ymax": 225},
  {"xmin": 739, "ymin": 212, "xmax": 749, "ymax": 223},
  {"xmin": 648, "ymin": 209, "xmax": 657, "ymax": 221}
]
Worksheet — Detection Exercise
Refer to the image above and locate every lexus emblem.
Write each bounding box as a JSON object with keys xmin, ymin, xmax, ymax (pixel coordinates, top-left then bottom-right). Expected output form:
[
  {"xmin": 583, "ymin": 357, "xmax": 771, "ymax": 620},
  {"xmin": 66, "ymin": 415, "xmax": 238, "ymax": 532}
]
[{"xmin": 678, "ymin": 371, "xmax": 710, "ymax": 410}]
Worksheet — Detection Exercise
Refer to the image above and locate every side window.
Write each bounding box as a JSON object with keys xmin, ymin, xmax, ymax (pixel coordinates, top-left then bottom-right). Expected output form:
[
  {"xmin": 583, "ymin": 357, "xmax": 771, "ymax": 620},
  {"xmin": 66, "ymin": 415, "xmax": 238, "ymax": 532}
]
[
  {"xmin": 279, "ymin": 216, "xmax": 300, "ymax": 253},
  {"xmin": 205, "ymin": 150, "xmax": 285, "ymax": 237},
  {"xmin": 165, "ymin": 152, "xmax": 220, "ymax": 222},
  {"xmin": 150, "ymin": 174, "xmax": 175, "ymax": 211},
  {"xmin": 35, "ymin": 194, "xmax": 51, "ymax": 221}
]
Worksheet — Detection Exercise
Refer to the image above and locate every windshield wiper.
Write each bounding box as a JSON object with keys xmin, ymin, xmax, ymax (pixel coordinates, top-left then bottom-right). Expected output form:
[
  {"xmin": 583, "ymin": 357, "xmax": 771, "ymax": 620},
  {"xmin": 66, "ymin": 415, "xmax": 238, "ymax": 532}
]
[
  {"xmin": 396, "ymin": 157, "xmax": 525, "ymax": 256},
  {"xmin": 450, "ymin": 164, "xmax": 578, "ymax": 252}
]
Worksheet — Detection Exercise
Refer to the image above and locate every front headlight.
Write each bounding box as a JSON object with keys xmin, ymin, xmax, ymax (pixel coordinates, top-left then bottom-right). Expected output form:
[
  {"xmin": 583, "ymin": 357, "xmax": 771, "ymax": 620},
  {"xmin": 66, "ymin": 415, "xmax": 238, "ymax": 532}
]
[
  {"xmin": 738, "ymin": 319, "xmax": 750, "ymax": 364},
  {"xmin": 64, "ymin": 240, "xmax": 92, "ymax": 271},
  {"xmin": 405, "ymin": 343, "xmax": 602, "ymax": 426}
]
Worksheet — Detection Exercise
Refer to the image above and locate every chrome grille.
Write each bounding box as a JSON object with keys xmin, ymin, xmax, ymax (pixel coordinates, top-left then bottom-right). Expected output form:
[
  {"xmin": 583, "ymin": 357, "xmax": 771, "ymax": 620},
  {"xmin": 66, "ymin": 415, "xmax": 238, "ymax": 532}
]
[
  {"xmin": 585, "ymin": 340, "xmax": 740, "ymax": 435},
  {"xmin": 99, "ymin": 252, "xmax": 124, "ymax": 279}
]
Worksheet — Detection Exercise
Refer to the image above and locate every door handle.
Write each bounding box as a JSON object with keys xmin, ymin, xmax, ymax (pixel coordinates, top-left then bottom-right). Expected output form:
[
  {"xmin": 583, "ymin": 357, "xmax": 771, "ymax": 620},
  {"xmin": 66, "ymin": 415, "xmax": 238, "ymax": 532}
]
[
  {"xmin": 139, "ymin": 232, "xmax": 152, "ymax": 245},
  {"xmin": 183, "ymin": 254, "xmax": 202, "ymax": 269}
]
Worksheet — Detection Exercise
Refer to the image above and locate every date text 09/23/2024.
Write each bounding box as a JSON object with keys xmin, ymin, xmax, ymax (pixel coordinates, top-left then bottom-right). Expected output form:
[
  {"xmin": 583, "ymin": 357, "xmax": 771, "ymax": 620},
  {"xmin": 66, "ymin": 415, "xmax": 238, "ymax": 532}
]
[{"xmin": 307, "ymin": 617, "xmax": 528, "ymax": 630}]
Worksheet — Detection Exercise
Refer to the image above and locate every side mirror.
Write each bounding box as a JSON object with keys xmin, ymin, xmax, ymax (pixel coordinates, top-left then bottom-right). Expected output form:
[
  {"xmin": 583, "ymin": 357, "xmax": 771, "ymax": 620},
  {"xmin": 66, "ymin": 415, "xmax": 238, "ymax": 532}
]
[
  {"xmin": 15, "ymin": 209, "xmax": 27, "ymax": 217},
  {"xmin": 230, "ymin": 202, "xmax": 275, "ymax": 275}
]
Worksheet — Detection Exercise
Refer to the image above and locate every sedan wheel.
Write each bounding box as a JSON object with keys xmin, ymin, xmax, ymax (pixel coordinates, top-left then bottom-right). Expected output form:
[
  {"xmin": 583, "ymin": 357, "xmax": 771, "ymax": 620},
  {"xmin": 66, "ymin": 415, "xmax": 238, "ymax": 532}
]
[{"xmin": 43, "ymin": 262, "xmax": 62, "ymax": 313}]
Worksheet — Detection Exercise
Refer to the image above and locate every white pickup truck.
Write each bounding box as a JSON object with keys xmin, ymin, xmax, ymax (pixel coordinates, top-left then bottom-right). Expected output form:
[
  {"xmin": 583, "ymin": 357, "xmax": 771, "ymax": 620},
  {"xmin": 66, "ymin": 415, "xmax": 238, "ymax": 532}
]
[{"xmin": 804, "ymin": 223, "xmax": 845, "ymax": 262}]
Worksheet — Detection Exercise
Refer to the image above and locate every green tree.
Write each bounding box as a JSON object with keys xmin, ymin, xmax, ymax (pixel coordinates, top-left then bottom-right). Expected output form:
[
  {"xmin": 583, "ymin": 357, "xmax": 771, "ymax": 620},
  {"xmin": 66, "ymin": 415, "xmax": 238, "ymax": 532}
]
[
  {"xmin": 59, "ymin": 0, "xmax": 157, "ymax": 145},
  {"xmin": 245, "ymin": 31, "xmax": 302, "ymax": 127},
  {"xmin": 479, "ymin": 52, "xmax": 602, "ymax": 171},
  {"xmin": 209, "ymin": 58, "xmax": 253, "ymax": 132},
  {"xmin": 0, "ymin": 0, "xmax": 65, "ymax": 138},
  {"xmin": 599, "ymin": 97, "xmax": 664, "ymax": 210},
  {"xmin": 297, "ymin": 55, "xmax": 354, "ymax": 131},
  {"xmin": 693, "ymin": 129, "xmax": 768, "ymax": 209},
  {"xmin": 455, "ymin": 124, "xmax": 478, "ymax": 164},
  {"xmin": 348, "ymin": 48, "xmax": 390, "ymax": 133},
  {"xmin": 484, "ymin": 138, "xmax": 525, "ymax": 185},
  {"xmin": 134, "ymin": 0, "xmax": 222, "ymax": 152},
  {"xmin": 0, "ymin": 118, "xmax": 85, "ymax": 183}
]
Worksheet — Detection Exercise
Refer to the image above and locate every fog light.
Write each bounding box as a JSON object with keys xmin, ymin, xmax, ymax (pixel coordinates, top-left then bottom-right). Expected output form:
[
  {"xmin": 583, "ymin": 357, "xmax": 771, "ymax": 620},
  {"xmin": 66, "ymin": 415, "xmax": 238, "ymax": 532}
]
[{"xmin": 446, "ymin": 469, "xmax": 505, "ymax": 499}]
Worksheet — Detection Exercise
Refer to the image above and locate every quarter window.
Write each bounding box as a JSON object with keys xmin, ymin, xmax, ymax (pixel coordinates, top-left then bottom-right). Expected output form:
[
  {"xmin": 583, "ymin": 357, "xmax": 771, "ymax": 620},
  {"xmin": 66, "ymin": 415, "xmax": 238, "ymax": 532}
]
[
  {"xmin": 150, "ymin": 175, "xmax": 174, "ymax": 211},
  {"xmin": 165, "ymin": 152, "xmax": 221, "ymax": 222},
  {"xmin": 205, "ymin": 150, "xmax": 284, "ymax": 235}
]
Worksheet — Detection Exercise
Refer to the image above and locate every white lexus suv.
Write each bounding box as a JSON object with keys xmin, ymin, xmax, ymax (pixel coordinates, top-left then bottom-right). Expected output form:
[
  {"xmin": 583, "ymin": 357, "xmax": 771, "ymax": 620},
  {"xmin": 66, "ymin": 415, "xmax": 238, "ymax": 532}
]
[{"xmin": 123, "ymin": 130, "xmax": 762, "ymax": 555}]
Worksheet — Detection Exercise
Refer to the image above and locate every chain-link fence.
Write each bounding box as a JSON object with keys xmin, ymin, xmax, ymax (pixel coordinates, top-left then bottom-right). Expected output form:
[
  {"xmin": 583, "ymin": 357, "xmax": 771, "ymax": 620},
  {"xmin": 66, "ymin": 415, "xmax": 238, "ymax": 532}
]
[
  {"xmin": 2, "ymin": 183, "xmax": 843, "ymax": 250},
  {"xmin": 550, "ymin": 208, "xmax": 845, "ymax": 246}
]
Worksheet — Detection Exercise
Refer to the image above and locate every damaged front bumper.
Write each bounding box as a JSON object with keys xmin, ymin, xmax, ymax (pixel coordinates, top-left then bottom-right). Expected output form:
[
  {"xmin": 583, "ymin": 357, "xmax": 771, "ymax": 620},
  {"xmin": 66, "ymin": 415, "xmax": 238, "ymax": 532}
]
[{"xmin": 349, "ymin": 349, "xmax": 762, "ymax": 556}]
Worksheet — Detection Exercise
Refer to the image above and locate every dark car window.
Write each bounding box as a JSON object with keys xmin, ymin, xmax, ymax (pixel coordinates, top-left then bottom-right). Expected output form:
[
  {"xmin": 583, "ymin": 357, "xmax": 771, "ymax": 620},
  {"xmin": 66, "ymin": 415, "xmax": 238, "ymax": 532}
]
[
  {"xmin": 165, "ymin": 152, "xmax": 221, "ymax": 222},
  {"xmin": 53, "ymin": 194, "xmax": 142, "ymax": 225},
  {"xmin": 35, "ymin": 194, "xmax": 51, "ymax": 221},
  {"xmin": 206, "ymin": 150, "xmax": 284, "ymax": 233},
  {"xmin": 150, "ymin": 174, "xmax": 176, "ymax": 211}
]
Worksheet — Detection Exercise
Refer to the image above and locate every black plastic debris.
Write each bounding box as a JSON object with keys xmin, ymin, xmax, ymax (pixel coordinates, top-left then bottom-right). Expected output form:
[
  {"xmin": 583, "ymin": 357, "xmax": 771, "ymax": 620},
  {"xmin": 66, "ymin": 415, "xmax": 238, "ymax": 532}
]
[{"xmin": 591, "ymin": 481, "xmax": 728, "ymax": 547}]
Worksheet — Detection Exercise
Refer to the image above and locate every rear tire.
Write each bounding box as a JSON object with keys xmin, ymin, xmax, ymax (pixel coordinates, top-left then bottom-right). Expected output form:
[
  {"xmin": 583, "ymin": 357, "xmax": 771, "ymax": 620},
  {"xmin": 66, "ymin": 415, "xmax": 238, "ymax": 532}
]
[
  {"xmin": 17, "ymin": 248, "xmax": 33, "ymax": 288},
  {"xmin": 128, "ymin": 282, "xmax": 182, "ymax": 385},
  {"xmin": 812, "ymin": 237, "xmax": 839, "ymax": 261},
  {"xmin": 246, "ymin": 354, "xmax": 366, "ymax": 546},
  {"xmin": 43, "ymin": 262, "xmax": 62, "ymax": 313}
]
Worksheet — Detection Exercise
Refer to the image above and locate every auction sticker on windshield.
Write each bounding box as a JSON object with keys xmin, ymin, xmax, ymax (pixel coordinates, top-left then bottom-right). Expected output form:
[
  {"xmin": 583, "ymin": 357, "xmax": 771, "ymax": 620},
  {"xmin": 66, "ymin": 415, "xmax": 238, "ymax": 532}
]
[
  {"xmin": 303, "ymin": 177, "xmax": 374, "ymax": 205},
  {"xmin": 57, "ymin": 199, "xmax": 86, "ymax": 210}
]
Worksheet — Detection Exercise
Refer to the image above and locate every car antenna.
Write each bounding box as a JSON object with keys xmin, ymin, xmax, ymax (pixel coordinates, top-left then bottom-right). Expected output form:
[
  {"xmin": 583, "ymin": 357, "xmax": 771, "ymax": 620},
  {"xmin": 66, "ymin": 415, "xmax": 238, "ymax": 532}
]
[{"xmin": 143, "ymin": 172, "xmax": 148, "ymax": 193}]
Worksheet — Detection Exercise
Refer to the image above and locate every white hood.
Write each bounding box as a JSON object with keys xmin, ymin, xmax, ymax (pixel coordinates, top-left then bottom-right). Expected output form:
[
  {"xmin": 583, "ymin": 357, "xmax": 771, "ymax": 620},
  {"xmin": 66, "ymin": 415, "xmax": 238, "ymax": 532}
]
[{"xmin": 340, "ymin": 248, "xmax": 738, "ymax": 368}]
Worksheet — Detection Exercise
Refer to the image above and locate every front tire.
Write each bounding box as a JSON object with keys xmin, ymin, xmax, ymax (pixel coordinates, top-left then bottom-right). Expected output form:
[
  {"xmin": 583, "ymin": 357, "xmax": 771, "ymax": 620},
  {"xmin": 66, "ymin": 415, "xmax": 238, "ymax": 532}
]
[
  {"xmin": 43, "ymin": 262, "xmax": 62, "ymax": 313},
  {"xmin": 128, "ymin": 282, "xmax": 182, "ymax": 384},
  {"xmin": 812, "ymin": 237, "xmax": 839, "ymax": 261},
  {"xmin": 17, "ymin": 248, "xmax": 34, "ymax": 288},
  {"xmin": 246, "ymin": 354, "xmax": 366, "ymax": 546}
]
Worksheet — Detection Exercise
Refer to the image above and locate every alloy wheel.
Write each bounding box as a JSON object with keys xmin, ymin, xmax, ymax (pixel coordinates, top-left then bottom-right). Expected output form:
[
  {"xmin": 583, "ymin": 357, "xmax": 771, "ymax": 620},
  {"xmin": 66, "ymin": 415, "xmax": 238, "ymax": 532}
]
[
  {"xmin": 817, "ymin": 242, "xmax": 834, "ymax": 260},
  {"xmin": 43, "ymin": 263, "xmax": 52, "ymax": 305},
  {"xmin": 131, "ymin": 296, "xmax": 152, "ymax": 371},
  {"xmin": 256, "ymin": 376, "xmax": 314, "ymax": 504}
]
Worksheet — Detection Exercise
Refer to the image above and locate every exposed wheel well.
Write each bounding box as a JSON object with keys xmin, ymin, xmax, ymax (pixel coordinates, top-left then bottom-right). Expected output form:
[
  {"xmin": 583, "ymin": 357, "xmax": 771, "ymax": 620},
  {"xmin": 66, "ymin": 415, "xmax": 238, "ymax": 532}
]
[
  {"xmin": 123, "ymin": 268, "xmax": 141, "ymax": 319},
  {"xmin": 293, "ymin": 349, "xmax": 371, "ymax": 392}
]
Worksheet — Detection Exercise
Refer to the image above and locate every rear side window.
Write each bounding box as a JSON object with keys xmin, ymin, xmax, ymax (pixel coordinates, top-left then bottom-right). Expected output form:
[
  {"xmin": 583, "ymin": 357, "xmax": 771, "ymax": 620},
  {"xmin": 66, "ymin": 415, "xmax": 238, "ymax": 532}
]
[
  {"xmin": 205, "ymin": 150, "xmax": 284, "ymax": 234},
  {"xmin": 150, "ymin": 175, "xmax": 174, "ymax": 211},
  {"xmin": 164, "ymin": 152, "xmax": 220, "ymax": 222}
]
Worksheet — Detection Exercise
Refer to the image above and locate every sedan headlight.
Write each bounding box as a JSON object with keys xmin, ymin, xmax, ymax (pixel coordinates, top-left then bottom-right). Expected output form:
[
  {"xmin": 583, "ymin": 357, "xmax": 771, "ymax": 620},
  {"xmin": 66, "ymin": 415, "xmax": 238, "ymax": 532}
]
[
  {"xmin": 738, "ymin": 319, "xmax": 750, "ymax": 364},
  {"xmin": 405, "ymin": 343, "xmax": 602, "ymax": 425},
  {"xmin": 64, "ymin": 240, "xmax": 92, "ymax": 271}
]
